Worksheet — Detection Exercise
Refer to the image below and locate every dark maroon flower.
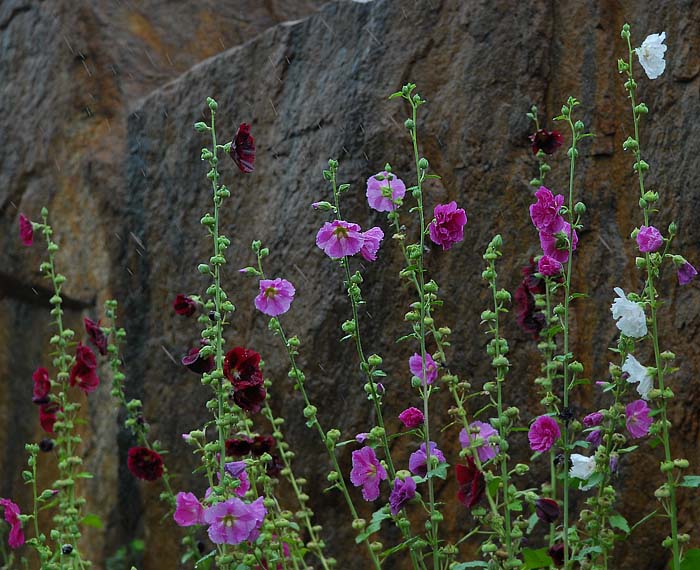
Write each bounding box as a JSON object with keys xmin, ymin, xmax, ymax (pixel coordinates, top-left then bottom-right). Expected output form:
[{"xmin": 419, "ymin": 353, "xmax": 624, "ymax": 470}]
[
  {"xmin": 529, "ymin": 129, "xmax": 564, "ymax": 155},
  {"xmin": 39, "ymin": 439, "xmax": 54, "ymax": 452},
  {"xmin": 535, "ymin": 497, "xmax": 560, "ymax": 524},
  {"xmin": 515, "ymin": 258, "xmax": 547, "ymax": 339},
  {"xmin": 548, "ymin": 544, "xmax": 565, "ymax": 567},
  {"xmin": 456, "ymin": 457, "xmax": 485, "ymax": 508},
  {"xmin": 266, "ymin": 454, "xmax": 283, "ymax": 477},
  {"xmin": 182, "ymin": 347, "xmax": 215, "ymax": 375},
  {"xmin": 225, "ymin": 436, "xmax": 253, "ymax": 457},
  {"xmin": 232, "ymin": 383, "xmax": 267, "ymax": 414},
  {"xmin": 19, "ymin": 214, "xmax": 33, "ymax": 246},
  {"xmin": 32, "ymin": 367, "xmax": 51, "ymax": 405},
  {"xmin": 69, "ymin": 342, "xmax": 99, "ymax": 394},
  {"xmin": 39, "ymin": 403, "xmax": 60, "ymax": 435},
  {"xmin": 84, "ymin": 318, "xmax": 108, "ymax": 356},
  {"xmin": 224, "ymin": 347, "xmax": 263, "ymax": 387},
  {"xmin": 173, "ymin": 294, "xmax": 197, "ymax": 317},
  {"xmin": 127, "ymin": 447, "xmax": 164, "ymax": 481},
  {"xmin": 229, "ymin": 123, "xmax": 255, "ymax": 173},
  {"xmin": 251, "ymin": 435, "xmax": 275, "ymax": 456}
]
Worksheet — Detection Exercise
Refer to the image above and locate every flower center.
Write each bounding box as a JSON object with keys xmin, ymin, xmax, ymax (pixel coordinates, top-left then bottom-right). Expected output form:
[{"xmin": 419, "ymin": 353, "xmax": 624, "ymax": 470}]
[
  {"xmin": 333, "ymin": 226, "xmax": 348, "ymax": 240},
  {"xmin": 222, "ymin": 514, "xmax": 237, "ymax": 528},
  {"xmin": 264, "ymin": 286, "xmax": 278, "ymax": 299}
]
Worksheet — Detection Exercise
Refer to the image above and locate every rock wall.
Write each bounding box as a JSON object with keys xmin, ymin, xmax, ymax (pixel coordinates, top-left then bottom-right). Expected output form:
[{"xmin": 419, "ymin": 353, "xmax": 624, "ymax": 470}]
[{"xmin": 3, "ymin": 0, "xmax": 700, "ymax": 568}]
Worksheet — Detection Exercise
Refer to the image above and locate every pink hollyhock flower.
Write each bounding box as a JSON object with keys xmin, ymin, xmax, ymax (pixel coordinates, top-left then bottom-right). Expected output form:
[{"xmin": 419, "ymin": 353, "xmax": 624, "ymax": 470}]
[
  {"xmin": 456, "ymin": 458, "xmax": 485, "ymax": 508},
  {"xmin": 173, "ymin": 294, "xmax": 197, "ymax": 317},
  {"xmin": 204, "ymin": 496, "xmax": 266, "ymax": 545},
  {"xmin": 428, "ymin": 201, "xmax": 467, "ymax": 250},
  {"xmin": 69, "ymin": 342, "xmax": 99, "ymax": 394},
  {"xmin": 529, "ymin": 130, "xmax": 564, "ymax": 155},
  {"xmin": 583, "ymin": 412, "xmax": 604, "ymax": 427},
  {"xmin": 626, "ymin": 399, "xmax": 652, "ymax": 438},
  {"xmin": 408, "ymin": 353, "xmax": 438, "ymax": 386},
  {"xmin": 389, "ymin": 476, "xmax": 416, "ymax": 515},
  {"xmin": 18, "ymin": 214, "xmax": 33, "ymax": 246},
  {"xmin": 32, "ymin": 367, "xmax": 51, "ymax": 405},
  {"xmin": 39, "ymin": 402, "xmax": 59, "ymax": 434},
  {"xmin": 254, "ymin": 278, "xmax": 295, "ymax": 316},
  {"xmin": 527, "ymin": 415, "xmax": 561, "ymax": 452},
  {"xmin": 460, "ymin": 421, "xmax": 499, "ymax": 462},
  {"xmin": 350, "ymin": 446, "xmax": 387, "ymax": 501},
  {"xmin": 539, "ymin": 220, "xmax": 578, "ymax": 263},
  {"xmin": 229, "ymin": 123, "xmax": 256, "ymax": 173},
  {"xmin": 359, "ymin": 227, "xmax": 384, "ymax": 262},
  {"xmin": 408, "ymin": 441, "xmax": 445, "ymax": 477},
  {"xmin": 366, "ymin": 171, "xmax": 406, "ymax": 212},
  {"xmin": 182, "ymin": 346, "xmax": 215, "ymax": 375},
  {"xmin": 316, "ymin": 220, "xmax": 364, "ymax": 258},
  {"xmin": 636, "ymin": 225, "xmax": 663, "ymax": 253},
  {"xmin": 677, "ymin": 261, "xmax": 698, "ymax": 285},
  {"xmin": 535, "ymin": 497, "xmax": 560, "ymax": 523},
  {"xmin": 529, "ymin": 187, "xmax": 564, "ymax": 232},
  {"xmin": 174, "ymin": 492, "xmax": 205, "ymax": 526},
  {"xmin": 225, "ymin": 461, "xmax": 251, "ymax": 497},
  {"xmin": 398, "ymin": 407, "xmax": 424, "ymax": 429},
  {"xmin": 0, "ymin": 498, "xmax": 24, "ymax": 549},
  {"xmin": 537, "ymin": 255, "xmax": 562, "ymax": 276},
  {"xmin": 84, "ymin": 317, "xmax": 108, "ymax": 356},
  {"xmin": 127, "ymin": 447, "xmax": 164, "ymax": 481}
]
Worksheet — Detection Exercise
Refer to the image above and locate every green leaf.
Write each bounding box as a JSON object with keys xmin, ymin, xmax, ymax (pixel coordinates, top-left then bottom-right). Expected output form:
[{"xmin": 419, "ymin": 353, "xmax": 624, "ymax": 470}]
[
  {"xmin": 356, "ymin": 507, "xmax": 391, "ymax": 543},
  {"xmin": 195, "ymin": 550, "xmax": 216, "ymax": 569},
  {"xmin": 680, "ymin": 476, "xmax": 700, "ymax": 488},
  {"xmin": 452, "ymin": 563, "xmax": 489, "ymax": 569},
  {"xmin": 580, "ymin": 472, "xmax": 604, "ymax": 492},
  {"xmin": 426, "ymin": 461, "xmax": 449, "ymax": 481},
  {"xmin": 608, "ymin": 513, "xmax": 630, "ymax": 534},
  {"xmin": 75, "ymin": 472, "xmax": 94, "ymax": 479},
  {"xmin": 487, "ymin": 476, "xmax": 502, "ymax": 498},
  {"xmin": 681, "ymin": 549, "xmax": 700, "ymax": 570},
  {"xmin": 425, "ymin": 174, "xmax": 442, "ymax": 180},
  {"xmin": 80, "ymin": 513, "xmax": 103, "ymax": 529},
  {"xmin": 388, "ymin": 92, "xmax": 403, "ymax": 100},
  {"xmin": 522, "ymin": 548, "xmax": 553, "ymax": 569}
]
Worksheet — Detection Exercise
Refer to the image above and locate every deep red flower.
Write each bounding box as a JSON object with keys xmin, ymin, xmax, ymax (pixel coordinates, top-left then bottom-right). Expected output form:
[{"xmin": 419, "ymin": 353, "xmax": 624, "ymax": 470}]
[
  {"xmin": 182, "ymin": 347, "xmax": 215, "ymax": 375},
  {"xmin": 225, "ymin": 436, "xmax": 253, "ymax": 457},
  {"xmin": 266, "ymin": 454, "xmax": 283, "ymax": 477},
  {"xmin": 251, "ymin": 435, "xmax": 275, "ymax": 456},
  {"xmin": 69, "ymin": 342, "xmax": 99, "ymax": 394},
  {"xmin": 173, "ymin": 294, "xmax": 197, "ymax": 317},
  {"xmin": 548, "ymin": 544, "xmax": 565, "ymax": 567},
  {"xmin": 535, "ymin": 497, "xmax": 560, "ymax": 523},
  {"xmin": 127, "ymin": 447, "xmax": 164, "ymax": 481},
  {"xmin": 32, "ymin": 367, "xmax": 51, "ymax": 405},
  {"xmin": 515, "ymin": 258, "xmax": 547, "ymax": 339},
  {"xmin": 529, "ymin": 129, "xmax": 564, "ymax": 155},
  {"xmin": 224, "ymin": 347, "xmax": 263, "ymax": 388},
  {"xmin": 39, "ymin": 402, "xmax": 60, "ymax": 435},
  {"xmin": 456, "ymin": 457, "xmax": 485, "ymax": 508},
  {"xmin": 84, "ymin": 318, "xmax": 108, "ymax": 356},
  {"xmin": 229, "ymin": 123, "xmax": 256, "ymax": 173},
  {"xmin": 232, "ymin": 383, "xmax": 267, "ymax": 414},
  {"xmin": 18, "ymin": 214, "xmax": 33, "ymax": 246}
]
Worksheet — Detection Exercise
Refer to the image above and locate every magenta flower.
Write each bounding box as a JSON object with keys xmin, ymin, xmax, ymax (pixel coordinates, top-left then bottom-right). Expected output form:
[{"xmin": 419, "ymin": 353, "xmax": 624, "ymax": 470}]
[
  {"xmin": 537, "ymin": 255, "xmax": 562, "ymax": 277},
  {"xmin": 529, "ymin": 187, "xmax": 564, "ymax": 232},
  {"xmin": 174, "ymin": 492, "xmax": 205, "ymax": 526},
  {"xmin": 460, "ymin": 421, "xmax": 499, "ymax": 462},
  {"xmin": 316, "ymin": 220, "xmax": 364, "ymax": 258},
  {"xmin": 408, "ymin": 353, "xmax": 438, "ymax": 386},
  {"xmin": 539, "ymin": 221, "xmax": 578, "ymax": 263},
  {"xmin": 527, "ymin": 415, "xmax": 561, "ymax": 452},
  {"xmin": 583, "ymin": 412, "xmax": 604, "ymax": 428},
  {"xmin": 359, "ymin": 227, "xmax": 384, "ymax": 262},
  {"xmin": 18, "ymin": 214, "xmax": 33, "ymax": 246},
  {"xmin": 389, "ymin": 476, "xmax": 416, "ymax": 515},
  {"xmin": 225, "ymin": 461, "xmax": 251, "ymax": 497},
  {"xmin": 204, "ymin": 496, "xmax": 266, "ymax": 545},
  {"xmin": 626, "ymin": 399, "xmax": 652, "ymax": 438},
  {"xmin": 350, "ymin": 446, "xmax": 387, "ymax": 501},
  {"xmin": 398, "ymin": 407, "xmax": 424, "ymax": 429},
  {"xmin": 408, "ymin": 441, "xmax": 446, "ymax": 477},
  {"xmin": 254, "ymin": 278, "xmax": 295, "ymax": 317},
  {"xmin": 586, "ymin": 429, "xmax": 602, "ymax": 451},
  {"xmin": 366, "ymin": 171, "xmax": 406, "ymax": 212},
  {"xmin": 229, "ymin": 123, "xmax": 256, "ymax": 174},
  {"xmin": 636, "ymin": 225, "xmax": 663, "ymax": 253},
  {"xmin": 677, "ymin": 261, "xmax": 698, "ymax": 285},
  {"xmin": 32, "ymin": 367, "xmax": 51, "ymax": 405},
  {"xmin": 0, "ymin": 498, "xmax": 24, "ymax": 549},
  {"xmin": 84, "ymin": 317, "xmax": 108, "ymax": 356},
  {"xmin": 429, "ymin": 201, "xmax": 467, "ymax": 250}
]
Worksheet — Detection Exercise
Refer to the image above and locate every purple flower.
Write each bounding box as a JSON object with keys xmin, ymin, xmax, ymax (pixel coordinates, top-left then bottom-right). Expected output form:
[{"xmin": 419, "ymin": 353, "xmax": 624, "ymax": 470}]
[
  {"xmin": 636, "ymin": 225, "xmax": 663, "ymax": 253},
  {"xmin": 408, "ymin": 441, "xmax": 446, "ymax": 477},
  {"xmin": 625, "ymin": 399, "xmax": 652, "ymax": 439},
  {"xmin": 460, "ymin": 421, "xmax": 499, "ymax": 462},
  {"xmin": 366, "ymin": 171, "xmax": 406, "ymax": 212},
  {"xmin": 408, "ymin": 353, "xmax": 438, "ymax": 386},
  {"xmin": 355, "ymin": 432, "xmax": 370, "ymax": 443},
  {"xmin": 586, "ymin": 429, "xmax": 602, "ymax": 451},
  {"xmin": 350, "ymin": 447, "xmax": 387, "ymax": 501},
  {"xmin": 539, "ymin": 220, "xmax": 578, "ymax": 263},
  {"xmin": 359, "ymin": 227, "xmax": 384, "ymax": 262},
  {"xmin": 528, "ymin": 415, "xmax": 561, "ymax": 453},
  {"xmin": 428, "ymin": 201, "xmax": 467, "ymax": 250},
  {"xmin": 18, "ymin": 214, "xmax": 33, "ymax": 247},
  {"xmin": 398, "ymin": 407, "xmax": 424, "ymax": 429},
  {"xmin": 389, "ymin": 476, "xmax": 416, "ymax": 515},
  {"xmin": 174, "ymin": 492, "xmax": 205, "ymax": 526},
  {"xmin": 204, "ymin": 496, "xmax": 266, "ymax": 545},
  {"xmin": 677, "ymin": 261, "xmax": 698, "ymax": 285},
  {"xmin": 537, "ymin": 255, "xmax": 562, "ymax": 276},
  {"xmin": 530, "ymin": 187, "xmax": 564, "ymax": 232},
  {"xmin": 316, "ymin": 220, "xmax": 364, "ymax": 258},
  {"xmin": 254, "ymin": 278, "xmax": 295, "ymax": 317},
  {"xmin": 225, "ymin": 461, "xmax": 251, "ymax": 497},
  {"xmin": 583, "ymin": 412, "xmax": 604, "ymax": 428},
  {"xmin": 0, "ymin": 498, "xmax": 24, "ymax": 549}
]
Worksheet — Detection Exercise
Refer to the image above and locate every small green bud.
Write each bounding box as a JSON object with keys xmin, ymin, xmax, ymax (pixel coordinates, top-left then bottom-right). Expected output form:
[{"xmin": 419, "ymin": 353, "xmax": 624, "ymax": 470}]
[
  {"xmin": 194, "ymin": 122, "xmax": 209, "ymax": 132},
  {"xmin": 368, "ymin": 354, "xmax": 383, "ymax": 367},
  {"xmin": 418, "ymin": 157, "xmax": 429, "ymax": 170},
  {"xmin": 574, "ymin": 201, "xmax": 586, "ymax": 215},
  {"xmin": 404, "ymin": 119, "xmax": 415, "ymax": 130},
  {"xmin": 197, "ymin": 263, "xmax": 210, "ymax": 274},
  {"xmin": 207, "ymin": 97, "xmax": 218, "ymax": 110}
]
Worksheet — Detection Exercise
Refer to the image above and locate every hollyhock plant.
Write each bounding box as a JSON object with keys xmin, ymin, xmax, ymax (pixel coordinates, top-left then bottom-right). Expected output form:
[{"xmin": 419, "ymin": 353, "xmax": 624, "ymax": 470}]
[
  {"xmin": 636, "ymin": 225, "xmax": 663, "ymax": 252},
  {"xmin": 0, "ymin": 498, "xmax": 24, "ymax": 549},
  {"xmin": 529, "ymin": 187, "xmax": 565, "ymax": 232},
  {"xmin": 350, "ymin": 446, "xmax": 387, "ymax": 501},
  {"xmin": 316, "ymin": 220, "xmax": 364, "ymax": 258},
  {"xmin": 398, "ymin": 407, "xmax": 424, "ymax": 429},
  {"xmin": 39, "ymin": 402, "xmax": 59, "ymax": 434},
  {"xmin": 182, "ymin": 346, "xmax": 215, "ymax": 375},
  {"xmin": 32, "ymin": 367, "xmax": 51, "ymax": 404},
  {"xmin": 626, "ymin": 399, "xmax": 653, "ymax": 438},
  {"xmin": 359, "ymin": 227, "xmax": 384, "ymax": 262},
  {"xmin": 18, "ymin": 213, "xmax": 33, "ymax": 246},
  {"xmin": 515, "ymin": 259, "xmax": 546, "ymax": 338},
  {"xmin": 527, "ymin": 415, "xmax": 561, "ymax": 452},
  {"xmin": 69, "ymin": 342, "xmax": 99, "ymax": 394},
  {"xmin": 127, "ymin": 446, "xmax": 164, "ymax": 481},
  {"xmin": 224, "ymin": 346, "xmax": 263, "ymax": 386},
  {"xmin": 226, "ymin": 437, "xmax": 253, "ymax": 457},
  {"xmin": 225, "ymin": 461, "xmax": 251, "ymax": 497},
  {"xmin": 84, "ymin": 317, "xmax": 108, "ymax": 356},
  {"xmin": 635, "ymin": 32, "xmax": 667, "ymax": 80},
  {"xmin": 408, "ymin": 352, "xmax": 438, "ymax": 386},
  {"xmin": 389, "ymin": 476, "xmax": 417, "ymax": 515},
  {"xmin": 529, "ymin": 129, "xmax": 564, "ymax": 155},
  {"xmin": 537, "ymin": 255, "xmax": 562, "ymax": 276},
  {"xmin": 583, "ymin": 412, "xmax": 604, "ymax": 428},
  {"xmin": 455, "ymin": 458, "xmax": 485, "ymax": 508},
  {"xmin": 611, "ymin": 287, "xmax": 647, "ymax": 338},
  {"xmin": 232, "ymin": 383, "xmax": 267, "ymax": 414},
  {"xmin": 250, "ymin": 435, "xmax": 275, "ymax": 456},
  {"xmin": 366, "ymin": 171, "xmax": 406, "ymax": 212},
  {"xmin": 174, "ymin": 492, "xmax": 205, "ymax": 527},
  {"xmin": 408, "ymin": 441, "xmax": 446, "ymax": 477},
  {"xmin": 677, "ymin": 260, "xmax": 698, "ymax": 285},
  {"xmin": 569, "ymin": 454, "xmax": 596, "ymax": 481},
  {"xmin": 535, "ymin": 497, "xmax": 560, "ymax": 523},
  {"xmin": 548, "ymin": 544, "xmax": 565, "ymax": 567},
  {"xmin": 460, "ymin": 421, "xmax": 499, "ymax": 462},
  {"xmin": 229, "ymin": 123, "xmax": 256, "ymax": 173},
  {"xmin": 539, "ymin": 220, "xmax": 578, "ymax": 263},
  {"xmin": 173, "ymin": 294, "xmax": 197, "ymax": 317},
  {"xmin": 586, "ymin": 429, "xmax": 603, "ymax": 451},
  {"xmin": 428, "ymin": 201, "xmax": 467, "ymax": 250},
  {"xmin": 255, "ymin": 278, "xmax": 295, "ymax": 317},
  {"xmin": 204, "ymin": 496, "xmax": 266, "ymax": 545},
  {"xmin": 622, "ymin": 354, "xmax": 653, "ymax": 400}
]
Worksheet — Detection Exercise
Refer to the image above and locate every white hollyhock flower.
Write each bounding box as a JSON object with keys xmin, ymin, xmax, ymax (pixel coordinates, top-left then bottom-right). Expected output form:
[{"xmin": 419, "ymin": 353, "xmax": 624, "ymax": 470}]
[
  {"xmin": 569, "ymin": 454, "xmax": 596, "ymax": 480},
  {"xmin": 635, "ymin": 32, "xmax": 667, "ymax": 80},
  {"xmin": 611, "ymin": 287, "xmax": 647, "ymax": 338},
  {"xmin": 622, "ymin": 354, "xmax": 653, "ymax": 400}
]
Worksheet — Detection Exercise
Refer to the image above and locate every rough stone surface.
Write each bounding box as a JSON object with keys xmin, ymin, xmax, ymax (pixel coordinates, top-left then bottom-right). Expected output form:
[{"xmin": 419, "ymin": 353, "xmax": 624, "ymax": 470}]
[{"xmin": 3, "ymin": 0, "xmax": 700, "ymax": 568}]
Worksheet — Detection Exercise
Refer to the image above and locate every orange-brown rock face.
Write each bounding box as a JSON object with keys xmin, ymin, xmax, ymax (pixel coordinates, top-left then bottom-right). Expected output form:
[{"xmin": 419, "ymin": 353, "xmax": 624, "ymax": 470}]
[{"xmin": 2, "ymin": 0, "xmax": 700, "ymax": 568}]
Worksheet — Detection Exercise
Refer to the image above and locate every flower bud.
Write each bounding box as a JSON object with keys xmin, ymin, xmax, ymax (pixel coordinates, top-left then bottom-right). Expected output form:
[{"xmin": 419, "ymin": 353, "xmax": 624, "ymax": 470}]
[{"xmin": 418, "ymin": 158, "xmax": 429, "ymax": 170}]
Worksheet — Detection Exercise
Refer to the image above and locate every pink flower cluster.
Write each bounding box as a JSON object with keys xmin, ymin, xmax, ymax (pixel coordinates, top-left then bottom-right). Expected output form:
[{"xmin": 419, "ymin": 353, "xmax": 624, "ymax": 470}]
[{"xmin": 529, "ymin": 186, "xmax": 578, "ymax": 275}]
